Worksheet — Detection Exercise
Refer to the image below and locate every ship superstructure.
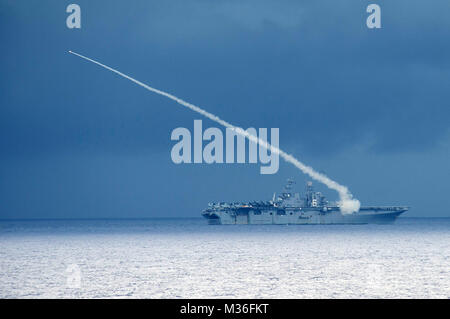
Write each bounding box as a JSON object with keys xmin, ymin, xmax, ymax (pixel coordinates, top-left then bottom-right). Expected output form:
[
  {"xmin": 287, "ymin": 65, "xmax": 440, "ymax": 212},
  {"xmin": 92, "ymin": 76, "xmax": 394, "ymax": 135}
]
[{"xmin": 202, "ymin": 179, "xmax": 408, "ymax": 225}]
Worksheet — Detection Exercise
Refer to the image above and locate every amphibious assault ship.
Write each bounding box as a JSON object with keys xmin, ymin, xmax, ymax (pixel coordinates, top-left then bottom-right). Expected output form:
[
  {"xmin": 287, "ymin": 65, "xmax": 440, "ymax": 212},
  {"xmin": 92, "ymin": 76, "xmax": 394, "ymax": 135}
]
[{"xmin": 202, "ymin": 179, "xmax": 408, "ymax": 225}]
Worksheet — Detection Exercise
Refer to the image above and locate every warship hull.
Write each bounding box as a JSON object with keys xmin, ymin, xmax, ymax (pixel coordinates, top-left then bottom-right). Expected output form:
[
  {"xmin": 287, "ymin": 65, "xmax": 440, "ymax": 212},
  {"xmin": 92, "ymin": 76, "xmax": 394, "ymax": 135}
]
[{"xmin": 202, "ymin": 207, "xmax": 407, "ymax": 225}]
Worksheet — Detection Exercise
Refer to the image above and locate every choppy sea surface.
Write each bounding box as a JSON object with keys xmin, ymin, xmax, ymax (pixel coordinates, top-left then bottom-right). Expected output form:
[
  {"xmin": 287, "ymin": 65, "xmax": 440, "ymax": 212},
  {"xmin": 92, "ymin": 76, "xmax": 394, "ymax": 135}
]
[{"xmin": 0, "ymin": 218, "xmax": 449, "ymax": 298}]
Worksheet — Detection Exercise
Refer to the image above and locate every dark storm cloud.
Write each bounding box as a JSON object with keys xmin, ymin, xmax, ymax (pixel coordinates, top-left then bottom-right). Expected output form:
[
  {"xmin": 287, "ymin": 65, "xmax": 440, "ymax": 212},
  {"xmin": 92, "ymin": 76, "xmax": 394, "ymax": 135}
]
[
  {"xmin": 1, "ymin": 0, "xmax": 449, "ymax": 158},
  {"xmin": 1, "ymin": 0, "xmax": 449, "ymax": 219}
]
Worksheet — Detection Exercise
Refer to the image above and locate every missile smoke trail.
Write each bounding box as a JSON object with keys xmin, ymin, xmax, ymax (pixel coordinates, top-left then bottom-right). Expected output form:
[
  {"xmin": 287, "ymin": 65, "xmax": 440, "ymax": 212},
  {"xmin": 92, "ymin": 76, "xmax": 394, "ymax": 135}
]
[{"xmin": 68, "ymin": 50, "xmax": 361, "ymax": 214}]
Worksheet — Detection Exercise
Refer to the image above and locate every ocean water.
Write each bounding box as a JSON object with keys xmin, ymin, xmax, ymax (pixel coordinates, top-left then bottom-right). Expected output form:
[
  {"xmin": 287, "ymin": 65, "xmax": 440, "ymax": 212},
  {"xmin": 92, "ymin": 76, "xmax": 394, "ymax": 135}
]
[{"xmin": 0, "ymin": 218, "xmax": 449, "ymax": 299}]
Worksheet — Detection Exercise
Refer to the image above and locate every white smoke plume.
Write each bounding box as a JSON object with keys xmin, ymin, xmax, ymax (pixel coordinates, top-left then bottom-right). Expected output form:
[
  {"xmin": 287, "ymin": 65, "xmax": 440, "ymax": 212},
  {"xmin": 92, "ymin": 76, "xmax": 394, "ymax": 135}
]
[{"xmin": 68, "ymin": 51, "xmax": 361, "ymax": 214}]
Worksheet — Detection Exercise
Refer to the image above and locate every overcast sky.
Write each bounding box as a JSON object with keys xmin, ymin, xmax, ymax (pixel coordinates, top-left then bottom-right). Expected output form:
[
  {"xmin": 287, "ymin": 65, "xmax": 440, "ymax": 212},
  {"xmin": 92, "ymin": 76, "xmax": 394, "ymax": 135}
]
[{"xmin": 0, "ymin": 0, "xmax": 449, "ymax": 218}]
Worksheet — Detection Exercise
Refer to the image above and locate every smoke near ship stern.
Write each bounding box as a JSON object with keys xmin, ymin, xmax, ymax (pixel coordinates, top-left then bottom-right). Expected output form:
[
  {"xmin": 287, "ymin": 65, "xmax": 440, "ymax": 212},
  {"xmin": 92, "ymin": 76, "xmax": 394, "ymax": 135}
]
[{"xmin": 68, "ymin": 51, "xmax": 361, "ymax": 214}]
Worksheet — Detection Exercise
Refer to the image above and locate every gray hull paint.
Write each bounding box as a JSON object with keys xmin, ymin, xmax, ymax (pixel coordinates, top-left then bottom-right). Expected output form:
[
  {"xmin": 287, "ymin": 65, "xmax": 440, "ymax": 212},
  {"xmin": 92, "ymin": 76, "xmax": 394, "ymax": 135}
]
[{"xmin": 203, "ymin": 208, "xmax": 406, "ymax": 225}]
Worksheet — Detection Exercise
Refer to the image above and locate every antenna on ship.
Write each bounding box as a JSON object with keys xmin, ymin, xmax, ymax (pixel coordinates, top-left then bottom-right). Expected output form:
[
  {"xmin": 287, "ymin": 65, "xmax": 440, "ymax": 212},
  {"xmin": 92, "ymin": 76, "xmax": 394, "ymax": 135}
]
[
  {"xmin": 285, "ymin": 178, "xmax": 295, "ymax": 190},
  {"xmin": 280, "ymin": 178, "xmax": 295, "ymax": 199}
]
